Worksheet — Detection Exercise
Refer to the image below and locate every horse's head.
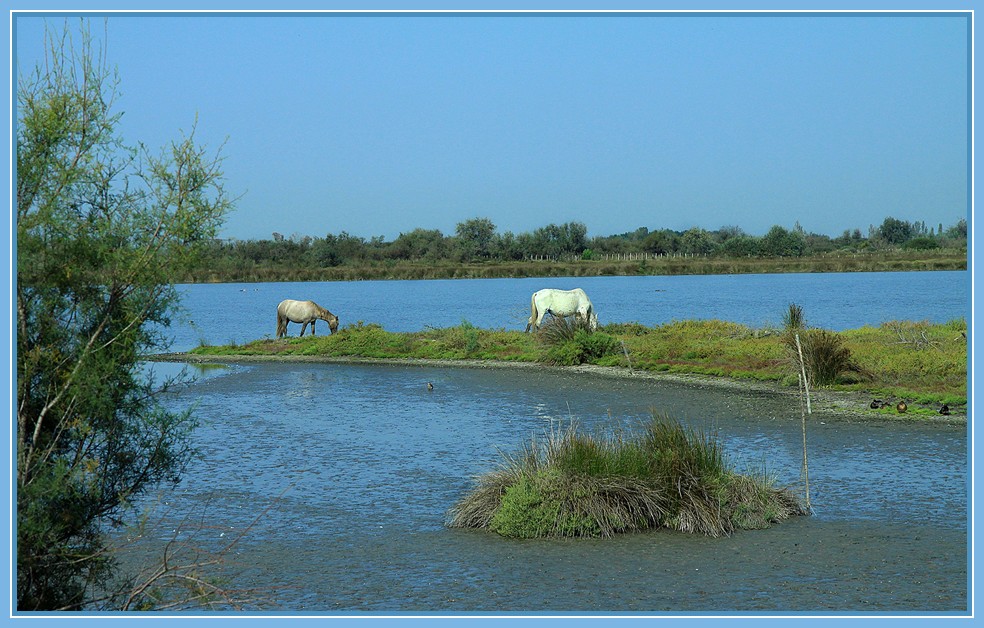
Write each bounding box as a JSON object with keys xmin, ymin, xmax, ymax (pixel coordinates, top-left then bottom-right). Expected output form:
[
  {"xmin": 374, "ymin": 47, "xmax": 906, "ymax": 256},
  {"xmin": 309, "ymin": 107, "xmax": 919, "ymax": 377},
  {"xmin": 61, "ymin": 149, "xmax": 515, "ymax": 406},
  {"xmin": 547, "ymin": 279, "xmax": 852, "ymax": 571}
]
[{"xmin": 325, "ymin": 312, "xmax": 339, "ymax": 334}]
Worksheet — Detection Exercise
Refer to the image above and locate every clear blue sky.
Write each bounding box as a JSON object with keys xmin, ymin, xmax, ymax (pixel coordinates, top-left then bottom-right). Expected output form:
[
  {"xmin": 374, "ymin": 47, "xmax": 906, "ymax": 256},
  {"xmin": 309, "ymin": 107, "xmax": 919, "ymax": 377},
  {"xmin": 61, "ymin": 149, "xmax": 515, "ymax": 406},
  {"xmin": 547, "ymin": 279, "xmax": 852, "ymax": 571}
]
[{"xmin": 14, "ymin": 11, "xmax": 970, "ymax": 242}]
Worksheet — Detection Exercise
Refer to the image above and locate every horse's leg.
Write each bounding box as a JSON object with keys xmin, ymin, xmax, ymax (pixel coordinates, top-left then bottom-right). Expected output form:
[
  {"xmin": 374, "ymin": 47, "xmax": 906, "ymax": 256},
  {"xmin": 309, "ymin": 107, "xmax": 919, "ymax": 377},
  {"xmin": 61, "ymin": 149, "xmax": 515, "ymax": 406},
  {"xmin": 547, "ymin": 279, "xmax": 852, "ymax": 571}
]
[
  {"xmin": 300, "ymin": 322, "xmax": 308, "ymax": 336},
  {"xmin": 311, "ymin": 320, "xmax": 316, "ymax": 336},
  {"xmin": 526, "ymin": 295, "xmax": 536, "ymax": 333}
]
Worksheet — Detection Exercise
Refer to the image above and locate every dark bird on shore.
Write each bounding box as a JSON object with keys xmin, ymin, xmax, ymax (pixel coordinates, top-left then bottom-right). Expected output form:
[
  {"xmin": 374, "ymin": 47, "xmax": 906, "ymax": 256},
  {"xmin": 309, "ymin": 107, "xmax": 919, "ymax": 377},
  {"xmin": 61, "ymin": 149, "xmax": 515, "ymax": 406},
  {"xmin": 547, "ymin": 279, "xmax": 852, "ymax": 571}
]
[
  {"xmin": 427, "ymin": 382, "xmax": 434, "ymax": 391},
  {"xmin": 870, "ymin": 399, "xmax": 882, "ymax": 409},
  {"xmin": 940, "ymin": 403, "xmax": 950, "ymax": 415},
  {"xmin": 896, "ymin": 401, "xmax": 908, "ymax": 414}
]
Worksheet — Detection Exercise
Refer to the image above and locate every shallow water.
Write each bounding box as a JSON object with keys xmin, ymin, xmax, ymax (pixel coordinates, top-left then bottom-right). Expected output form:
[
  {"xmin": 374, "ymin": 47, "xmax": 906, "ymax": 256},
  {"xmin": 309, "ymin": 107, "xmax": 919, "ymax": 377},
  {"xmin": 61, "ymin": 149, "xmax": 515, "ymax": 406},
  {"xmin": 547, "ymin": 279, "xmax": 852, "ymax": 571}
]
[{"xmin": 136, "ymin": 362, "xmax": 968, "ymax": 614}]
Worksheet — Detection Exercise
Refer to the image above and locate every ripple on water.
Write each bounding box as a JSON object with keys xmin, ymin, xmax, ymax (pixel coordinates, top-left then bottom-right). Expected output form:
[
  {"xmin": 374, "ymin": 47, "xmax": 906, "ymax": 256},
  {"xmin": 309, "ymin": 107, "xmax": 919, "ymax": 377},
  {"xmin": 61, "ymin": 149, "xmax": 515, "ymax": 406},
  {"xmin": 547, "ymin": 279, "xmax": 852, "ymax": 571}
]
[{"xmin": 142, "ymin": 361, "xmax": 967, "ymax": 612}]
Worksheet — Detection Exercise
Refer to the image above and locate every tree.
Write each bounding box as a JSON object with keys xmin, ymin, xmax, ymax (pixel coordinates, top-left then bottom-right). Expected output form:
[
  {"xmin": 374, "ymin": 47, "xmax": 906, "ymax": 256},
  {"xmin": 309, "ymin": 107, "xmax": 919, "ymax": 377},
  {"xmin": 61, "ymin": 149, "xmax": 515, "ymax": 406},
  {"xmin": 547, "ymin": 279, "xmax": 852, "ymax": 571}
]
[
  {"xmin": 760, "ymin": 225, "xmax": 805, "ymax": 257},
  {"xmin": 679, "ymin": 227, "xmax": 717, "ymax": 255},
  {"xmin": 16, "ymin": 21, "xmax": 232, "ymax": 609},
  {"xmin": 720, "ymin": 234, "xmax": 761, "ymax": 257},
  {"xmin": 529, "ymin": 221, "xmax": 588, "ymax": 258},
  {"xmin": 876, "ymin": 216, "xmax": 914, "ymax": 245},
  {"xmin": 945, "ymin": 218, "xmax": 967, "ymax": 240},
  {"xmin": 642, "ymin": 229, "xmax": 680, "ymax": 255},
  {"xmin": 454, "ymin": 217, "xmax": 497, "ymax": 260},
  {"xmin": 387, "ymin": 228, "xmax": 446, "ymax": 260}
]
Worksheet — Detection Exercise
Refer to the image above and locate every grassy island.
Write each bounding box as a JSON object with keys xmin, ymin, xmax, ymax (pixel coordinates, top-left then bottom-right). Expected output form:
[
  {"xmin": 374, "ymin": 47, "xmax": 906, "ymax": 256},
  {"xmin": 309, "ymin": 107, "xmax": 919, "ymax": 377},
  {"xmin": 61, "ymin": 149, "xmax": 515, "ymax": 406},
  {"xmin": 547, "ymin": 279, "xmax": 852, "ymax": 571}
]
[
  {"xmin": 186, "ymin": 316, "xmax": 967, "ymax": 418},
  {"xmin": 446, "ymin": 414, "xmax": 808, "ymax": 538}
]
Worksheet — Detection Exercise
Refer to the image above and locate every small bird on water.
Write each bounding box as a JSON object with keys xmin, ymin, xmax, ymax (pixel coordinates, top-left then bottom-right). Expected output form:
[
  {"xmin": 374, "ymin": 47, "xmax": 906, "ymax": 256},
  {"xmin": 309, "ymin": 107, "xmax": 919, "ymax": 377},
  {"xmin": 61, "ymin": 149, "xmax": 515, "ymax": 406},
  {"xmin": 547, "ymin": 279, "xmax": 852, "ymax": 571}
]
[{"xmin": 427, "ymin": 382, "xmax": 434, "ymax": 391}]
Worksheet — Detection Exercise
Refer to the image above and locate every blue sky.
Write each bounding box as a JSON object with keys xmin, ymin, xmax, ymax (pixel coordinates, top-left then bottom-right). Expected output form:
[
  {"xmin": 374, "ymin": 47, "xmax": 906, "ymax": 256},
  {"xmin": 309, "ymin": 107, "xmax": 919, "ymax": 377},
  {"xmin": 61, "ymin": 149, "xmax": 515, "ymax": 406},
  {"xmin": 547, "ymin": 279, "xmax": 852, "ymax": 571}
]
[{"xmin": 14, "ymin": 11, "xmax": 970, "ymax": 242}]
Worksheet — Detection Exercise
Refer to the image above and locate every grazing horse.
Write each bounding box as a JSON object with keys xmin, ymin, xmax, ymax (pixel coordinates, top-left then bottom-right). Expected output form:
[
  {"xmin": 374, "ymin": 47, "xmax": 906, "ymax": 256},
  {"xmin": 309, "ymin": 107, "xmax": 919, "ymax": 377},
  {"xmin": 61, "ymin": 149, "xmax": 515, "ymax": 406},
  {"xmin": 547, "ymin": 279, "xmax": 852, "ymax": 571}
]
[
  {"xmin": 524, "ymin": 288, "xmax": 598, "ymax": 332},
  {"xmin": 276, "ymin": 299, "xmax": 339, "ymax": 338}
]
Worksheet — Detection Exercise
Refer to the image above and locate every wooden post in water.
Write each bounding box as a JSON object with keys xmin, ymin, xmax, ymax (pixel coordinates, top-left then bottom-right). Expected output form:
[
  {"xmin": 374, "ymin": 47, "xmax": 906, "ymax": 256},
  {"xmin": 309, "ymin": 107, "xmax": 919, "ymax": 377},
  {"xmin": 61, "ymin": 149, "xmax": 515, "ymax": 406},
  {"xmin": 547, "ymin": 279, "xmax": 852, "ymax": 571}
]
[
  {"xmin": 620, "ymin": 340, "xmax": 633, "ymax": 371},
  {"xmin": 794, "ymin": 333, "xmax": 812, "ymax": 511}
]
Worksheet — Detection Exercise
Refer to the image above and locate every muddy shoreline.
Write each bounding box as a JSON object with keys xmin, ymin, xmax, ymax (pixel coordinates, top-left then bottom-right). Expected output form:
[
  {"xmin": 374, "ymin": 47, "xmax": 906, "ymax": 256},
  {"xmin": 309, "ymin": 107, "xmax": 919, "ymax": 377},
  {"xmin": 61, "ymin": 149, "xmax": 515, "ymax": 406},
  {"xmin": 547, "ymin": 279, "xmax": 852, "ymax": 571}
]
[{"xmin": 147, "ymin": 352, "xmax": 966, "ymax": 424}]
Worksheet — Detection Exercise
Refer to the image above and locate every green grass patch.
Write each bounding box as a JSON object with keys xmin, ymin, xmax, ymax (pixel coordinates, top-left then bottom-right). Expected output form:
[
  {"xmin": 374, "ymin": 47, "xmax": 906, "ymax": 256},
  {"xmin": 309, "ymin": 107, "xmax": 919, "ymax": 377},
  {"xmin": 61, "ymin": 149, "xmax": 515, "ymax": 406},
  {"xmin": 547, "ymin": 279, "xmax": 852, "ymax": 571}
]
[{"xmin": 188, "ymin": 317, "xmax": 967, "ymax": 407}]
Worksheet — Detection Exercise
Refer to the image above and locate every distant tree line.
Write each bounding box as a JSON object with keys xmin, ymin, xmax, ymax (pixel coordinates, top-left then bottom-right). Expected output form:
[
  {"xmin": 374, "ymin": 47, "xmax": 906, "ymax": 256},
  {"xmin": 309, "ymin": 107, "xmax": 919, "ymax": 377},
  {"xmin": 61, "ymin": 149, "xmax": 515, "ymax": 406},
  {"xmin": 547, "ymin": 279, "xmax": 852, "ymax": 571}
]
[{"xmin": 197, "ymin": 216, "xmax": 967, "ymax": 272}]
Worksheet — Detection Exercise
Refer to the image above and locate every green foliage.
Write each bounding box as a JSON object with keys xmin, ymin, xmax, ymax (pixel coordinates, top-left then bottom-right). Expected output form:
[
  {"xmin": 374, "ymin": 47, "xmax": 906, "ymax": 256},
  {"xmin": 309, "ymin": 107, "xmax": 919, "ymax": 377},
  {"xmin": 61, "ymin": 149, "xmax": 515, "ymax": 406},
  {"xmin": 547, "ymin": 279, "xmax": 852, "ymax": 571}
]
[
  {"xmin": 904, "ymin": 237, "xmax": 940, "ymax": 250},
  {"xmin": 17, "ymin": 21, "xmax": 231, "ymax": 610},
  {"xmin": 537, "ymin": 316, "xmax": 622, "ymax": 366},
  {"xmin": 760, "ymin": 225, "xmax": 806, "ymax": 257},
  {"xmin": 488, "ymin": 474, "xmax": 567, "ymax": 539},
  {"xmin": 458, "ymin": 319, "xmax": 481, "ymax": 355},
  {"xmin": 454, "ymin": 217, "xmax": 497, "ymax": 260},
  {"xmin": 877, "ymin": 216, "xmax": 914, "ymax": 245}
]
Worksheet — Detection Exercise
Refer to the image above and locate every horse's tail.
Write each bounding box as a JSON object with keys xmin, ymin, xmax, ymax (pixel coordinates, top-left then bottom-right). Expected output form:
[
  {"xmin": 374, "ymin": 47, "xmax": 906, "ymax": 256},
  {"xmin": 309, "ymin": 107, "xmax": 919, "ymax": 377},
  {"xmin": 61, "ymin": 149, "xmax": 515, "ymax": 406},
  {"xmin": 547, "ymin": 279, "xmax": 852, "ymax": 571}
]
[
  {"xmin": 276, "ymin": 310, "xmax": 286, "ymax": 337},
  {"xmin": 525, "ymin": 292, "xmax": 539, "ymax": 332}
]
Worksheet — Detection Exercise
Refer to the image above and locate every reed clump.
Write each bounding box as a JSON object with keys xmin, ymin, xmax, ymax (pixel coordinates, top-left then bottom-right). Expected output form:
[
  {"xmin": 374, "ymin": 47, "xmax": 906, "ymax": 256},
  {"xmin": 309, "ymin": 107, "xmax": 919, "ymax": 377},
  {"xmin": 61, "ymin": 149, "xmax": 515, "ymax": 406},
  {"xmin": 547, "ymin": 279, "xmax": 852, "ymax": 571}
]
[
  {"xmin": 536, "ymin": 316, "xmax": 622, "ymax": 366},
  {"xmin": 446, "ymin": 415, "xmax": 807, "ymax": 539},
  {"xmin": 782, "ymin": 303, "xmax": 864, "ymax": 387}
]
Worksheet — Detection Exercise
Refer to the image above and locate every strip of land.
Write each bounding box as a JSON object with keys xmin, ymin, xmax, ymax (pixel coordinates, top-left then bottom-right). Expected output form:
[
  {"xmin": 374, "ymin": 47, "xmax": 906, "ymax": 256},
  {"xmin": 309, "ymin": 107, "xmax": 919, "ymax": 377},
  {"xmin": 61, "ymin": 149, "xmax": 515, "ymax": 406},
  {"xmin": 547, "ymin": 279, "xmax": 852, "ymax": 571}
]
[{"xmin": 150, "ymin": 318, "xmax": 968, "ymax": 424}]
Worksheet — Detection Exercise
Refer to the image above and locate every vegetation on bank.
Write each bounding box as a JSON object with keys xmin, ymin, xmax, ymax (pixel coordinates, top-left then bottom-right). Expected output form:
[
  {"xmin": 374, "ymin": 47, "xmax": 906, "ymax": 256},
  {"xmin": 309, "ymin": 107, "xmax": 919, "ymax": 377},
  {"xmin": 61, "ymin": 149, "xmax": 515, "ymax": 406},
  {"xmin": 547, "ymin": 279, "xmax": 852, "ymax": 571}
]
[
  {"xmin": 189, "ymin": 316, "xmax": 968, "ymax": 413},
  {"xmin": 446, "ymin": 414, "xmax": 808, "ymax": 538},
  {"xmin": 184, "ymin": 215, "xmax": 968, "ymax": 283},
  {"xmin": 182, "ymin": 248, "xmax": 967, "ymax": 283}
]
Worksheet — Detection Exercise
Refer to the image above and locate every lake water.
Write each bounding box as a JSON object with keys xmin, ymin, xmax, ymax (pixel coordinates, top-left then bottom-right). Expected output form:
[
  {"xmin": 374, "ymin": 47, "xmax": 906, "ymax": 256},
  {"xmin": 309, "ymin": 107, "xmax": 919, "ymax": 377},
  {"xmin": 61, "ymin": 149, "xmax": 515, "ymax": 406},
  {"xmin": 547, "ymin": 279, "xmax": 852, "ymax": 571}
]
[
  {"xmin": 170, "ymin": 270, "xmax": 969, "ymax": 352},
  {"xmin": 135, "ymin": 271, "xmax": 969, "ymax": 614}
]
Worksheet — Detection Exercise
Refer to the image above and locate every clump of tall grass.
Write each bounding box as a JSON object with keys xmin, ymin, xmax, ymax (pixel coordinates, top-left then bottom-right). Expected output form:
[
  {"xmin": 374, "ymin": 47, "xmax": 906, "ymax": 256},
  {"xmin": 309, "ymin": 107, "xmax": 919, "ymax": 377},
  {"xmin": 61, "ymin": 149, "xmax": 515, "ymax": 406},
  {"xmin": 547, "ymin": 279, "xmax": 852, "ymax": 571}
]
[
  {"xmin": 536, "ymin": 316, "xmax": 621, "ymax": 366},
  {"xmin": 782, "ymin": 303, "xmax": 863, "ymax": 387},
  {"xmin": 782, "ymin": 302, "xmax": 806, "ymax": 331},
  {"xmin": 446, "ymin": 415, "xmax": 807, "ymax": 539},
  {"xmin": 537, "ymin": 314, "xmax": 594, "ymax": 344}
]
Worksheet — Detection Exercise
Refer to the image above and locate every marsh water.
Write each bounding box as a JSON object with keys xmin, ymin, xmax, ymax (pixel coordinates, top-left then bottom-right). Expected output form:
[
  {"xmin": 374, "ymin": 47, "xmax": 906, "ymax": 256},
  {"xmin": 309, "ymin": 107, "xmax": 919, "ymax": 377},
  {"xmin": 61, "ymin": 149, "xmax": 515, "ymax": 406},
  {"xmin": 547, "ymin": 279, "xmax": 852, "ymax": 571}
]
[
  {"xmin": 170, "ymin": 271, "xmax": 968, "ymax": 351},
  {"xmin": 138, "ymin": 271, "xmax": 969, "ymax": 613}
]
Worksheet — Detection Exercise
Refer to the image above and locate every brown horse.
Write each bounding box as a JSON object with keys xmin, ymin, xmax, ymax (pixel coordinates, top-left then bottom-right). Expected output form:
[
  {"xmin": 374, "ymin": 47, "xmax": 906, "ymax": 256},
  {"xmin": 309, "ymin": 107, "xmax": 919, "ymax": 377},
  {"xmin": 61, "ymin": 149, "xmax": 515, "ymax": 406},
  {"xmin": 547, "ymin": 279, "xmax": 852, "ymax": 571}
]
[{"xmin": 276, "ymin": 299, "xmax": 339, "ymax": 338}]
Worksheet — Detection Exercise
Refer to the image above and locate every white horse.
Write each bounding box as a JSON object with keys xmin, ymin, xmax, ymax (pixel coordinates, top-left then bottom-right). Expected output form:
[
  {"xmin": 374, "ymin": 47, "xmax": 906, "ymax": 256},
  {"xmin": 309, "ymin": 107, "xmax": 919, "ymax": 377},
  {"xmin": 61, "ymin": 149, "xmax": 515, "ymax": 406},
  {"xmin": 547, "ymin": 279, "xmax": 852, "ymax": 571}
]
[
  {"xmin": 277, "ymin": 299, "xmax": 339, "ymax": 338},
  {"xmin": 524, "ymin": 288, "xmax": 598, "ymax": 332}
]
